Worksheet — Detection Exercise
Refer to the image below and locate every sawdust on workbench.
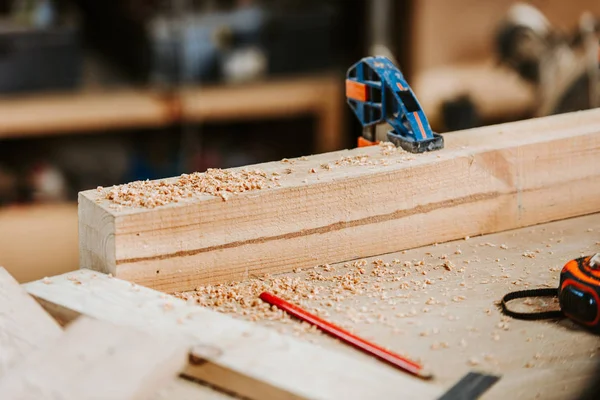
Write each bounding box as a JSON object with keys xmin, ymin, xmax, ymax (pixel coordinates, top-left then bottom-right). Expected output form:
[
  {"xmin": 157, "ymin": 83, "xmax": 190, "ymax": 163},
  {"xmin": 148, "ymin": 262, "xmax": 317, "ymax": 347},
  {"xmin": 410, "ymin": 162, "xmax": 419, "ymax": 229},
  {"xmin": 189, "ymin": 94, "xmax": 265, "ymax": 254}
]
[
  {"xmin": 172, "ymin": 218, "xmax": 600, "ymax": 398},
  {"xmin": 174, "ymin": 254, "xmax": 472, "ymax": 338},
  {"xmin": 174, "ymin": 231, "xmax": 583, "ymax": 350}
]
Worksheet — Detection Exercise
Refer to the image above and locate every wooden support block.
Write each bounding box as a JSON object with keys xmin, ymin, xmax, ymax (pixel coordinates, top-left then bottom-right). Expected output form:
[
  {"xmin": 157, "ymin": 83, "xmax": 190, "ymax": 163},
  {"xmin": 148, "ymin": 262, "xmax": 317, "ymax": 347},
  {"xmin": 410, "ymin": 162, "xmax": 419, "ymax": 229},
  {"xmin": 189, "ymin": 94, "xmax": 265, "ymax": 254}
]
[
  {"xmin": 0, "ymin": 267, "xmax": 227, "ymax": 399},
  {"xmin": 0, "ymin": 267, "xmax": 62, "ymax": 377},
  {"xmin": 24, "ymin": 270, "xmax": 442, "ymax": 400},
  {"xmin": 0, "ymin": 316, "xmax": 189, "ymax": 400},
  {"xmin": 152, "ymin": 379, "xmax": 234, "ymax": 400},
  {"xmin": 79, "ymin": 109, "xmax": 600, "ymax": 292}
]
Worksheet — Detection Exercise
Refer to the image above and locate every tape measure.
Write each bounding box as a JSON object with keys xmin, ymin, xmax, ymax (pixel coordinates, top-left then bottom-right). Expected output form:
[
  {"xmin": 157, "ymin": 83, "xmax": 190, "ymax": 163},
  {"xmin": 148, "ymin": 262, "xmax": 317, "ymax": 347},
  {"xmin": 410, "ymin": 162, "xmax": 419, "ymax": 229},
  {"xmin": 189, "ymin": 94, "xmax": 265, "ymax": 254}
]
[{"xmin": 501, "ymin": 253, "xmax": 600, "ymax": 331}]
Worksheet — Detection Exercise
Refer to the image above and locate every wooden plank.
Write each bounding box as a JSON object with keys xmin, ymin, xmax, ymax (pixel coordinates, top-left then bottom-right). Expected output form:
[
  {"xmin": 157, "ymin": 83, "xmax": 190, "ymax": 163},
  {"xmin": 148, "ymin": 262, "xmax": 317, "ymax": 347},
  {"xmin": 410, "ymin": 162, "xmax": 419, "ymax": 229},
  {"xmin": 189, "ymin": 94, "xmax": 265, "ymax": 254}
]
[
  {"xmin": 0, "ymin": 90, "xmax": 173, "ymax": 139},
  {"xmin": 0, "ymin": 267, "xmax": 62, "ymax": 377},
  {"xmin": 181, "ymin": 75, "xmax": 344, "ymax": 153},
  {"xmin": 23, "ymin": 271, "xmax": 443, "ymax": 400},
  {"xmin": 153, "ymin": 379, "xmax": 235, "ymax": 400},
  {"xmin": 78, "ymin": 108, "xmax": 600, "ymax": 292},
  {"xmin": 0, "ymin": 316, "xmax": 189, "ymax": 400},
  {"xmin": 0, "ymin": 267, "xmax": 218, "ymax": 399},
  {"xmin": 0, "ymin": 76, "xmax": 343, "ymax": 154},
  {"xmin": 180, "ymin": 75, "xmax": 338, "ymax": 122}
]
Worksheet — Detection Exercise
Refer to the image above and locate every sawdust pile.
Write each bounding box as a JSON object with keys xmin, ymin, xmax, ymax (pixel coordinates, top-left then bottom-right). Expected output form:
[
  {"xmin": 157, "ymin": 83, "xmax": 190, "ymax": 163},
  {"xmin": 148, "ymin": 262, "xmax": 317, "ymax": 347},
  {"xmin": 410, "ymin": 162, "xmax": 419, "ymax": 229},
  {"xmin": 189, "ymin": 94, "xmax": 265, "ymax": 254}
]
[
  {"xmin": 100, "ymin": 168, "xmax": 278, "ymax": 208},
  {"xmin": 174, "ymin": 257, "xmax": 460, "ymax": 336},
  {"xmin": 99, "ymin": 142, "xmax": 415, "ymax": 208}
]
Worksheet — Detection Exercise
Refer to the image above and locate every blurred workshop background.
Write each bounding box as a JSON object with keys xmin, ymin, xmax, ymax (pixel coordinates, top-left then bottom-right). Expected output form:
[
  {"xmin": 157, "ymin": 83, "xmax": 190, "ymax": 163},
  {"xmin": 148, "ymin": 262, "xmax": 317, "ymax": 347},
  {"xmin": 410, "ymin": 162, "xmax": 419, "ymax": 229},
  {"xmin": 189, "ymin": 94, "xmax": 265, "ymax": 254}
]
[{"xmin": 0, "ymin": 0, "xmax": 599, "ymax": 283}]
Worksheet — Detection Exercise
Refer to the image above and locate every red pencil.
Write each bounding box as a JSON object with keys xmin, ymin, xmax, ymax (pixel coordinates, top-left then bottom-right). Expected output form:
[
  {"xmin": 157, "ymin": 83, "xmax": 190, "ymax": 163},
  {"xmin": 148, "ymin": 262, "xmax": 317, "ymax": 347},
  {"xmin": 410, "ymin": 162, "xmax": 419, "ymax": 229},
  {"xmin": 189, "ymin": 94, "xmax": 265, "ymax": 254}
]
[{"xmin": 259, "ymin": 291, "xmax": 432, "ymax": 380}]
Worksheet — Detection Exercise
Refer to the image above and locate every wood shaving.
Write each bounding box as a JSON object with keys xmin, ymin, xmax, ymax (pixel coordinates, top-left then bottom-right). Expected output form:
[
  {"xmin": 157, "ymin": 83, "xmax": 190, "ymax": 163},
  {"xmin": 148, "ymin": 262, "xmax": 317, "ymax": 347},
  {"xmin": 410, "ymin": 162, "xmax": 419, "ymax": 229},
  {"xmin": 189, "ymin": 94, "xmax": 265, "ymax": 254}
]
[
  {"xmin": 442, "ymin": 260, "xmax": 454, "ymax": 271},
  {"xmin": 334, "ymin": 154, "xmax": 373, "ymax": 167},
  {"xmin": 430, "ymin": 341, "xmax": 449, "ymax": 350},
  {"xmin": 67, "ymin": 276, "xmax": 82, "ymax": 285},
  {"xmin": 104, "ymin": 168, "xmax": 273, "ymax": 207},
  {"xmin": 497, "ymin": 321, "xmax": 510, "ymax": 331},
  {"xmin": 379, "ymin": 141, "xmax": 400, "ymax": 156}
]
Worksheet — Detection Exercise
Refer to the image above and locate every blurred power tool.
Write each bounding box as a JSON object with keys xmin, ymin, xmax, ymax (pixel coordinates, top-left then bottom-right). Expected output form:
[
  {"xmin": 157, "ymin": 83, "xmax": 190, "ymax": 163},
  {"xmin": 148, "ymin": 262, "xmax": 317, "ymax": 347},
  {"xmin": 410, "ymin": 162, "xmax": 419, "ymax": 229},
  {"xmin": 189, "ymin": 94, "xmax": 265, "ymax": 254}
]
[
  {"xmin": 345, "ymin": 56, "xmax": 444, "ymax": 153},
  {"xmin": 495, "ymin": 2, "xmax": 600, "ymax": 117},
  {"xmin": 501, "ymin": 253, "xmax": 600, "ymax": 332}
]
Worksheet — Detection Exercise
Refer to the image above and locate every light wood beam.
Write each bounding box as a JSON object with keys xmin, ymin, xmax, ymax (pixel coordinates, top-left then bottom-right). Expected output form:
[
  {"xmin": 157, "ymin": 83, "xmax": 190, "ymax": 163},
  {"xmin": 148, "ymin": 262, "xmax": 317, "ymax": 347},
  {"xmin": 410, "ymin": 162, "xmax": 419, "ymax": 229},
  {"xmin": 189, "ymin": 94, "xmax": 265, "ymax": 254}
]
[
  {"xmin": 78, "ymin": 109, "xmax": 600, "ymax": 292},
  {"xmin": 0, "ymin": 316, "xmax": 188, "ymax": 400}
]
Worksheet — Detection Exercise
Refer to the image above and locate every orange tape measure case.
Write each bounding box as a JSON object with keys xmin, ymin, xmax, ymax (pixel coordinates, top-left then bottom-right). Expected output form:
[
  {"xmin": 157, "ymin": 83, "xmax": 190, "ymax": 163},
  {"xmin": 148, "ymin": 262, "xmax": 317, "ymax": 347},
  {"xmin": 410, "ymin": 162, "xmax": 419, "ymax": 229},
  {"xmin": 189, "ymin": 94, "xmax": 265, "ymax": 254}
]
[
  {"xmin": 501, "ymin": 254, "xmax": 600, "ymax": 332},
  {"xmin": 559, "ymin": 254, "xmax": 600, "ymax": 329}
]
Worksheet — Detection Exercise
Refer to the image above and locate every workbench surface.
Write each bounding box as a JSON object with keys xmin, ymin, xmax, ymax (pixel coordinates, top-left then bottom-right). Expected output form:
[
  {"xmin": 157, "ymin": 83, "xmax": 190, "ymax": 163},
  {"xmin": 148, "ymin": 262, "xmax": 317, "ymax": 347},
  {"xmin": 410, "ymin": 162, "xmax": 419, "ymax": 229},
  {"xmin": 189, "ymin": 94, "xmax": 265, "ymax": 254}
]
[{"xmin": 180, "ymin": 213, "xmax": 600, "ymax": 399}]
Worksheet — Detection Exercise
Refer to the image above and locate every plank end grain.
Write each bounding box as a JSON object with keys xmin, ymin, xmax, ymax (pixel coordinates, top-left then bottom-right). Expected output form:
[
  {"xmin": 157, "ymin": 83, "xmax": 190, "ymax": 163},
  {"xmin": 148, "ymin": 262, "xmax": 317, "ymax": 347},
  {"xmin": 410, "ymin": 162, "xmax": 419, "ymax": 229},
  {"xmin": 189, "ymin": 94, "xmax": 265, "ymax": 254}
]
[
  {"xmin": 79, "ymin": 192, "xmax": 116, "ymax": 275},
  {"xmin": 79, "ymin": 109, "xmax": 600, "ymax": 292}
]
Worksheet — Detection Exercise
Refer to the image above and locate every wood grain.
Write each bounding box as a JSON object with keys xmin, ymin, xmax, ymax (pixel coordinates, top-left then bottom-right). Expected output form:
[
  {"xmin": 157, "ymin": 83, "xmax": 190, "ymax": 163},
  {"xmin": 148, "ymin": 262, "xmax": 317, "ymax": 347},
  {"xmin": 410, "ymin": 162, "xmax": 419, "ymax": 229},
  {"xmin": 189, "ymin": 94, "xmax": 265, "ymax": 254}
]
[
  {"xmin": 0, "ymin": 267, "xmax": 62, "ymax": 378},
  {"xmin": 0, "ymin": 316, "xmax": 189, "ymax": 400},
  {"xmin": 79, "ymin": 109, "xmax": 600, "ymax": 292},
  {"xmin": 23, "ymin": 271, "xmax": 443, "ymax": 400}
]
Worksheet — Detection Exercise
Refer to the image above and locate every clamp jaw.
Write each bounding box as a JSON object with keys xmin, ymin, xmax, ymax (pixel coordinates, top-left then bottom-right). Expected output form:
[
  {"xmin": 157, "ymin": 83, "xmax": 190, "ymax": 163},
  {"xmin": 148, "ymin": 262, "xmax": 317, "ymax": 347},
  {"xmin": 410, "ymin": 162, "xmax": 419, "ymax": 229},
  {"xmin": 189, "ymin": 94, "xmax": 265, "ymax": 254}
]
[{"xmin": 346, "ymin": 56, "xmax": 443, "ymax": 153}]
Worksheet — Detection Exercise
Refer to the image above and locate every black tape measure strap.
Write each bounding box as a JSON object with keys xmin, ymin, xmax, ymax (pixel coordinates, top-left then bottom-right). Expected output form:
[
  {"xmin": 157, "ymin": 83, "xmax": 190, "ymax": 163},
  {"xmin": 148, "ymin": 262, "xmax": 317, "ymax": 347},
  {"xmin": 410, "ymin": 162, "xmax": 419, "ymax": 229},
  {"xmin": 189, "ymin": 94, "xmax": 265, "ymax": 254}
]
[{"xmin": 501, "ymin": 288, "xmax": 563, "ymax": 320}]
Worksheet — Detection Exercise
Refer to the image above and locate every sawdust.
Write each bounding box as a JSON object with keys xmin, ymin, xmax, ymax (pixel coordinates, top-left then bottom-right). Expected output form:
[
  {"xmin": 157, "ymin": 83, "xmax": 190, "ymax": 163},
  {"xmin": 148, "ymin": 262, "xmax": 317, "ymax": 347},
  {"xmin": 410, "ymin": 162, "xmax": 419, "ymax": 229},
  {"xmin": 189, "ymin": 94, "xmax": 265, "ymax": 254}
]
[
  {"xmin": 98, "ymin": 142, "xmax": 417, "ymax": 209},
  {"xmin": 100, "ymin": 168, "xmax": 276, "ymax": 207},
  {"xmin": 174, "ymin": 256, "xmax": 459, "ymax": 335}
]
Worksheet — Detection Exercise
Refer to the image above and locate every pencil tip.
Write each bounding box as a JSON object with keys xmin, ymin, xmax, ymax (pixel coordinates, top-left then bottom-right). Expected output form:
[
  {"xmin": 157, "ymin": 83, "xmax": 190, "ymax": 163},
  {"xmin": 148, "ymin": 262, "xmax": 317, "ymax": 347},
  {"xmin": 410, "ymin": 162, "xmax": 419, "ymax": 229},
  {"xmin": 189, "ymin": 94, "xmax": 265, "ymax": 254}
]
[{"xmin": 417, "ymin": 369, "xmax": 434, "ymax": 380}]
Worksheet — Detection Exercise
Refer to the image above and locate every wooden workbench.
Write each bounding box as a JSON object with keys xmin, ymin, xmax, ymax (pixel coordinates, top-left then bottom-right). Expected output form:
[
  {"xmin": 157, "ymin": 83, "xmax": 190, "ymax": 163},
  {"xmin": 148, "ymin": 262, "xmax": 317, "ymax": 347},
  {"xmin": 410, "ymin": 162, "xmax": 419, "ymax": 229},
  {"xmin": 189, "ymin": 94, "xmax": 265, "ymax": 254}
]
[
  {"xmin": 12, "ymin": 222, "xmax": 600, "ymax": 399},
  {"xmin": 188, "ymin": 213, "xmax": 600, "ymax": 399}
]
